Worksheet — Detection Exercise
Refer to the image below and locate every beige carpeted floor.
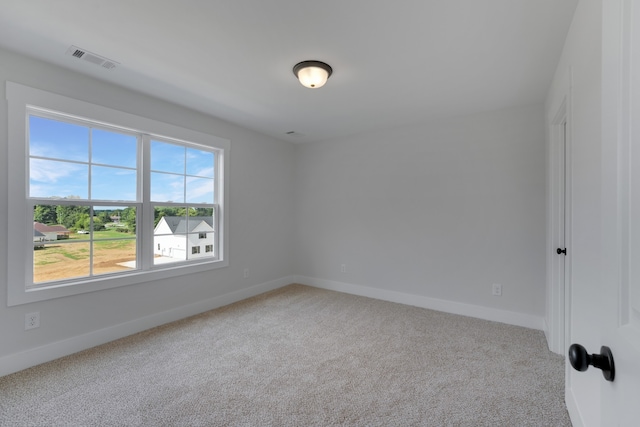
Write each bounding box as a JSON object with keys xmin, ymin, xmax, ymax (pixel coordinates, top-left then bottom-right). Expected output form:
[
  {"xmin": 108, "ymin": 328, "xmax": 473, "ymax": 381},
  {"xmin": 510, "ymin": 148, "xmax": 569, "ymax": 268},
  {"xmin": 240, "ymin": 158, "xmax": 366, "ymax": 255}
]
[{"xmin": 0, "ymin": 284, "xmax": 571, "ymax": 426}]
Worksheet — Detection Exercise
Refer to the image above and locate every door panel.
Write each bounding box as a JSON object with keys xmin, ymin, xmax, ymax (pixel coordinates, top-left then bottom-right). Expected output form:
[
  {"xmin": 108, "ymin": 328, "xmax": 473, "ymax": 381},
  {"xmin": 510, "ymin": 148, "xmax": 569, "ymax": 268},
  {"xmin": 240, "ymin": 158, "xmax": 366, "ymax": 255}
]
[{"xmin": 600, "ymin": 0, "xmax": 640, "ymax": 424}]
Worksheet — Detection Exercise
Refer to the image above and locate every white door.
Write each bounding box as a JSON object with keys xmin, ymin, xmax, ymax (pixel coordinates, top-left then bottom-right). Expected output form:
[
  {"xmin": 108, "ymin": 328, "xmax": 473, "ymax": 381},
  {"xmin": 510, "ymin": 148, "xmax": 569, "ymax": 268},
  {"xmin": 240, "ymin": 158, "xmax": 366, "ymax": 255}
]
[
  {"xmin": 549, "ymin": 98, "xmax": 571, "ymax": 357},
  {"xmin": 592, "ymin": 0, "xmax": 640, "ymax": 424}
]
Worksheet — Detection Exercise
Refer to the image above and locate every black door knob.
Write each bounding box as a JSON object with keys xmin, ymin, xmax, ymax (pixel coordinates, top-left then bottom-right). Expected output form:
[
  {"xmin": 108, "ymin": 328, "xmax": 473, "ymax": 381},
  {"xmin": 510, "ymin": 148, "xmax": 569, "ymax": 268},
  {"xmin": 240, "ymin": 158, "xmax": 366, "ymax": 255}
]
[
  {"xmin": 568, "ymin": 343, "xmax": 615, "ymax": 382},
  {"xmin": 557, "ymin": 248, "xmax": 567, "ymax": 255}
]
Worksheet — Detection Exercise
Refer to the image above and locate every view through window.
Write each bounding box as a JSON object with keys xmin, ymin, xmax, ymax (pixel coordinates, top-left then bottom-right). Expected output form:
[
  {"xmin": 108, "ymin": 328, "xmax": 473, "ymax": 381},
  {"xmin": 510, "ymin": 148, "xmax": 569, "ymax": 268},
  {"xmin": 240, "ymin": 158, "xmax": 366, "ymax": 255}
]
[{"xmin": 29, "ymin": 113, "xmax": 218, "ymax": 287}]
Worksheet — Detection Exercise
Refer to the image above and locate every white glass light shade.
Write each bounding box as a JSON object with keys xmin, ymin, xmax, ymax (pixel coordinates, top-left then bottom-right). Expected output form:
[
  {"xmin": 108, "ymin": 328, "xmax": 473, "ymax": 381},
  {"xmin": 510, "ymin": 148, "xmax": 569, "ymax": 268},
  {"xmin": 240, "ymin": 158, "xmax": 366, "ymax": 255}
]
[
  {"xmin": 293, "ymin": 61, "xmax": 333, "ymax": 89},
  {"xmin": 297, "ymin": 66, "xmax": 329, "ymax": 88}
]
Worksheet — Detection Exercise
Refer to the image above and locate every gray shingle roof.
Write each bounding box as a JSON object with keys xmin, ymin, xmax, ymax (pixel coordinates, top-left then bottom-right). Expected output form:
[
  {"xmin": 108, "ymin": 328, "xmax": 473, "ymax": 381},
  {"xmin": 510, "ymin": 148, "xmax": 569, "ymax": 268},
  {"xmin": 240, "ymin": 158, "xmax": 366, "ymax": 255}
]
[
  {"xmin": 33, "ymin": 222, "xmax": 70, "ymax": 233},
  {"xmin": 159, "ymin": 216, "xmax": 214, "ymax": 233}
]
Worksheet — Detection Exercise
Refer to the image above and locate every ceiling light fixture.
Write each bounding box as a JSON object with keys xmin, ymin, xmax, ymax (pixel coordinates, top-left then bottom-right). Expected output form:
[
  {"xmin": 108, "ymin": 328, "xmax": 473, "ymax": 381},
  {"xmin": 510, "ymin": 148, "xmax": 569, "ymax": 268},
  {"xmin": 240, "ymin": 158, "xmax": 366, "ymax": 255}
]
[{"xmin": 293, "ymin": 60, "xmax": 333, "ymax": 89}]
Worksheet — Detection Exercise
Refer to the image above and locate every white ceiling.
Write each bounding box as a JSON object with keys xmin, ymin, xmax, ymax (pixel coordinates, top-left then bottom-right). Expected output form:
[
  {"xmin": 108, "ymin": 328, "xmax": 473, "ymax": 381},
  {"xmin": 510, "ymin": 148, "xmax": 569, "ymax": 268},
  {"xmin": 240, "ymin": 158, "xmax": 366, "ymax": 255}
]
[{"xmin": 0, "ymin": 0, "xmax": 577, "ymax": 143}]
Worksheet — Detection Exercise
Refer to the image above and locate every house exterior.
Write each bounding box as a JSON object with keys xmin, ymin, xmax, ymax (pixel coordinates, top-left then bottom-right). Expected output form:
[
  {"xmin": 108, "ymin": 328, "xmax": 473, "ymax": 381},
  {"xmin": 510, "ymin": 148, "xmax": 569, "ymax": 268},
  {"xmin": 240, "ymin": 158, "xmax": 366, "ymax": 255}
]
[
  {"xmin": 154, "ymin": 216, "xmax": 215, "ymax": 260},
  {"xmin": 33, "ymin": 229, "xmax": 46, "ymax": 248},
  {"xmin": 33, "ymin": 222, "xmax": 70, "ymax": 241}
]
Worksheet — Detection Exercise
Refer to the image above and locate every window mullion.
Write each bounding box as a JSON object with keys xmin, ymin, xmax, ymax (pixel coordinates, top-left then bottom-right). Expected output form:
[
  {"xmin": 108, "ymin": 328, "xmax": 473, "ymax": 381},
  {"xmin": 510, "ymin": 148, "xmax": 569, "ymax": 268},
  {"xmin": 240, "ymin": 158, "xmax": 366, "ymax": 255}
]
[{"xmin": 140, "ymin": 134, "xmax": 153, "ymax": 270}]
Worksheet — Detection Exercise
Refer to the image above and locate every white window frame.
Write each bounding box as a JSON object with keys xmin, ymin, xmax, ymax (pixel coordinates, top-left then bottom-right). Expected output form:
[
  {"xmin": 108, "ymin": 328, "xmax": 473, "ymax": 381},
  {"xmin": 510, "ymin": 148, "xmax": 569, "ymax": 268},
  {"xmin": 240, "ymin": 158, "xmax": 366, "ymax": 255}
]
[{"xmin": 6, "ymin": 82, "xmax": 230, "ymax": 306}]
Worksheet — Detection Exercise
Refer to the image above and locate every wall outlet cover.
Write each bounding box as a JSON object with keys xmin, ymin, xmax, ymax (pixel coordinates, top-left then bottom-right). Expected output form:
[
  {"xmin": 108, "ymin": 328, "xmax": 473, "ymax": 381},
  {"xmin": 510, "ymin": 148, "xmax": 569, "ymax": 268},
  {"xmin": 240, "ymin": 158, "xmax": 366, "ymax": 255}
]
[
  {"xmin": 492, "ymin": 284, "xmax": 502, "ymax": 296},
  {"xmin": 25, "ymin": 312, "xmax": 40, "ymax": 330}
]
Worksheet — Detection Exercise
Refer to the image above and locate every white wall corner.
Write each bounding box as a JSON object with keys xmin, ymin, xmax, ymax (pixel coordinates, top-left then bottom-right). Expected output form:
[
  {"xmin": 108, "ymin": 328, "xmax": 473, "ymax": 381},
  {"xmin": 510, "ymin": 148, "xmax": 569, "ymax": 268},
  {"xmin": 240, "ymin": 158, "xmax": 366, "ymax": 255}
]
[
  {"xmin": 294, "ymin": 276, "xmax": 544, "ymax": 331},
  {"xmin": 542, "ymin": 317, "xmax": 556, "ymax": 353},
  {"xmin": 0, "ymin": 276, "xmax": 295, "ymax": 377}
]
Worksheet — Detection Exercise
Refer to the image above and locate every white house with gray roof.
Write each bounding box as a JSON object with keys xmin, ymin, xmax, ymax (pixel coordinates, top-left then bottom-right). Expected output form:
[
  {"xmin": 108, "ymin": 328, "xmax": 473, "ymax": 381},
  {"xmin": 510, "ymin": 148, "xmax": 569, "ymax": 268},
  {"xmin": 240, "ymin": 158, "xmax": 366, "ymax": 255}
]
[{"xmin": 153, "ymin": 216, "xmax": 215, "ymax": 261}]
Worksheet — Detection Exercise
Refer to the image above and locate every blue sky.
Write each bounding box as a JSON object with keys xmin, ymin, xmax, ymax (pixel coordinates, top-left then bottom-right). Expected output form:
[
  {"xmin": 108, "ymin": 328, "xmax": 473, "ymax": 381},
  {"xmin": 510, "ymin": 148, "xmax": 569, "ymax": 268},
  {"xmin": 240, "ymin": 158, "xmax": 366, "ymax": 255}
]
[{"xmin": 29, "ymin": 115, "xmax": 215, "ymax": 203}]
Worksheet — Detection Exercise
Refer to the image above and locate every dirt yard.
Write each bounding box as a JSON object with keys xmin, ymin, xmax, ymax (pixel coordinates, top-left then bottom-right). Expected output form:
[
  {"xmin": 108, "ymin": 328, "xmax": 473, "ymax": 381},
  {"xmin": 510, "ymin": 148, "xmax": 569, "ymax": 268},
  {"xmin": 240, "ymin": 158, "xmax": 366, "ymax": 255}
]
[{"xmin": 33, "ymin": 239, "xmax": 136, "ymax": 283}]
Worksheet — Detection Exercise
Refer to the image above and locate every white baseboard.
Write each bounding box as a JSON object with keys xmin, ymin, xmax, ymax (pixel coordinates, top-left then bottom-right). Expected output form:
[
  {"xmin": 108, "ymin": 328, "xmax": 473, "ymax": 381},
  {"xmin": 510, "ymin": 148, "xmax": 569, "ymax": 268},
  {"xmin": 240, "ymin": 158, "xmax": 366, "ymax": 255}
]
[
  {"xmin": 295, "ymin": 275, "xmax": 544, "ymax": 330},
  {"xmin": 0, "ymin": 276, "xmax": 294, "ymax": 377}
]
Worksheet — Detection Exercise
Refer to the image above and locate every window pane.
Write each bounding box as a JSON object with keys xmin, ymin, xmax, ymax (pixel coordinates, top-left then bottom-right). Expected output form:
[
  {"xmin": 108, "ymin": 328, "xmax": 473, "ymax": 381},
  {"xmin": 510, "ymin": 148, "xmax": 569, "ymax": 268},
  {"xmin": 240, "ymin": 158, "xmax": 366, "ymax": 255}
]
[
  {"xmin": 30, "ymin": 159, "xmax": 88, "ymax": 199},
  {"xmin": 186, "ymin": 177, "xmax": 214, "ymax": 204},
  {"xmin": 33, "ymin": 241, "xmax": 90, "ymax": 283},
  {"xmin": 151, "ymin": 140, "xmax": 184, "ymax": 174},
  {"xmin": 34, "ymin": 205, "xmax": 85, "ymax": 283},
  {"xmin": 29, "ymin": 115, "xmax": 89, "ymax": 162},
  {"xmin": 93, "ymin": 238, "xmax": 137, "ymax": 275},
  {"xmin": 153, "ymin": 207, "xmax": 215, "ymax": 264},
  {"xmin": 91, "ymin": 166, "xmax": 137, "ymax": 201},
  {"xmin": 33, "ymin": 204, "xmax": 138, "ymax": 284},
  {"xmin": 92, "ymin": 129, "xmax": 137, "ymax": 168},
  {"xmin": 186, "ymin": 148, "xmax": 214, "ymax": 178},
  {"xmin": 151, "ymin": 172, "xmax": 184, "ymax": 203}
]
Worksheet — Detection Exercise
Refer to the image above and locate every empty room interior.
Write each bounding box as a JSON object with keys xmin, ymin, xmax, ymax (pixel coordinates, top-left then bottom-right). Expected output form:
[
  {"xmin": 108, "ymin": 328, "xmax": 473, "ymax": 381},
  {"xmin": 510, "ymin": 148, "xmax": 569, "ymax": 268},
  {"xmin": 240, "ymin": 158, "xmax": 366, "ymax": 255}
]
[{"xmin": 1, "ymin": 1, "xmax": 639, "ymax": 425}]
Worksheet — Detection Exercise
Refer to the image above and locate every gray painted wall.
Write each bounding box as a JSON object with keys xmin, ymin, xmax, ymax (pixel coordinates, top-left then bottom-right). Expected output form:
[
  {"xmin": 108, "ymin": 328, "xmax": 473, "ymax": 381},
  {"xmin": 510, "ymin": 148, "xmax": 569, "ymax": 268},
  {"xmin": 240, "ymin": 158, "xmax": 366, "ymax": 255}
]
[{"xmin": 293, "ymin": 104, "xmax": 547, "ymax": 317}]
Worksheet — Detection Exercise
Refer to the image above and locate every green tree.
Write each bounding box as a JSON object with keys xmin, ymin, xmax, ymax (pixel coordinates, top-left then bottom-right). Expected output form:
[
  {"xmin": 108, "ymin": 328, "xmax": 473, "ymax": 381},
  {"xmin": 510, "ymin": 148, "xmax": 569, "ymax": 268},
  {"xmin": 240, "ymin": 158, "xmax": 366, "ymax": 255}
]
[
  {"xmin": 96, "ymin": 210, "xmax": 112, "ymax": 224},
  {"xmin": 34, "ymin": 205, "xmax": 57, "ymax": 224},
  {"xmin": 122, "ymin": 207, "xmax": 137, "ymax": 233},
  {"xmin": 177, "ymin": 207, "xmax": 198, "ymax": 217},
  {"xmin": 74, "ymin": 213, "xmax": 91, "ymax": 231},
  {"xmin": 56, "ymin": 205, "xmax": 89, "ymax": 229},
  {"xmin": 93, "ymin": 217, "xmax": 106, "ymax": 231},
  {"xmin": 193, "ymin": 207, "xmax": 214, "ymax": 217},
  {"xmin": 154, "ymin": 206, "xmax": 181, "ymax": 226}
]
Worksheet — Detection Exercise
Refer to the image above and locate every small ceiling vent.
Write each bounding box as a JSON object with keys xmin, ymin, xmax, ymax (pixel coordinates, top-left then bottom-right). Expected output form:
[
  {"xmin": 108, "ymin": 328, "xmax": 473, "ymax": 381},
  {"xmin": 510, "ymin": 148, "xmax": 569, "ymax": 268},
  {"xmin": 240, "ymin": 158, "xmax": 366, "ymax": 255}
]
[
  {"xmin": 285, "ymin": 131, "xmax": 305, "ymax": 137},
  {"xmin": 66, "ymin": 45, "xmax": 119, "ymax": 70}
]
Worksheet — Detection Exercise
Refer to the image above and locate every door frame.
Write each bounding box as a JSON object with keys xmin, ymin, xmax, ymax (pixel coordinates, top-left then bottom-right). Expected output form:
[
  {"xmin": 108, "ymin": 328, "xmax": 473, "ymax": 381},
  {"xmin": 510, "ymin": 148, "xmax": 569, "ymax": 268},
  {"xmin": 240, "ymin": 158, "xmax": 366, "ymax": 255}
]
[{"xmin": 546, "ymin": 71, "xmax": 573, "ymax": 357}]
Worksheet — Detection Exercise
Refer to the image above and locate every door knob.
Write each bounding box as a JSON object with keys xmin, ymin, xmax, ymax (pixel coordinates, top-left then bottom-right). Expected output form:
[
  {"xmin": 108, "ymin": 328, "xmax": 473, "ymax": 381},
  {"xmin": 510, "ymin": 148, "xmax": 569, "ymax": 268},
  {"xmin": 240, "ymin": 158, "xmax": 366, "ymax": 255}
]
[
  {"xmin": 557, "ymin": 248, "xmax": 567, "ymax": 255},
  {"xmin": 568, "ymin": 343, "xmax": 615, "ymax": 382}
]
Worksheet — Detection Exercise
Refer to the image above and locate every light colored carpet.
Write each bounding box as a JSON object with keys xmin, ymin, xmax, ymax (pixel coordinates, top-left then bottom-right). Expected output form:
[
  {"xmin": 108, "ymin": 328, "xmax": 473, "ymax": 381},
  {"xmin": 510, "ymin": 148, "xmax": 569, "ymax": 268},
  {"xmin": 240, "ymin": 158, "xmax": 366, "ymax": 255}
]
[{"xmin": 0, "ymin": 284, "xmax": 570, "ymax": 426}]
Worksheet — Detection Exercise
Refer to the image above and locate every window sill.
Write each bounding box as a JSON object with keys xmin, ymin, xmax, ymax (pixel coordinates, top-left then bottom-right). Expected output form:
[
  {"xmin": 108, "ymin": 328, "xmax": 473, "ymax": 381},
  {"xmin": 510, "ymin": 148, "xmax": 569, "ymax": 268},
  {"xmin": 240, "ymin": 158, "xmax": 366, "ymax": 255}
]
[{"xmin": 9, "ymin": 258, "xmax": 228, "ymax": 306}]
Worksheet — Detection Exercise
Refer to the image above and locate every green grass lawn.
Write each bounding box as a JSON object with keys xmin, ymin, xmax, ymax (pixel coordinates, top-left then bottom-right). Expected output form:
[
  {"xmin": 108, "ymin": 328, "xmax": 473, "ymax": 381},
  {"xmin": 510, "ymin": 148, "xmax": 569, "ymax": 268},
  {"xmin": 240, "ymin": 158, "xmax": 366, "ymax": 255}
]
[
  {"xmin": 35, "ymin": 231, "xmax": 135, "ymax": 265},
  {"xmin": 71, "ymin": 230, "xmax": 133, "ymax": 240}
]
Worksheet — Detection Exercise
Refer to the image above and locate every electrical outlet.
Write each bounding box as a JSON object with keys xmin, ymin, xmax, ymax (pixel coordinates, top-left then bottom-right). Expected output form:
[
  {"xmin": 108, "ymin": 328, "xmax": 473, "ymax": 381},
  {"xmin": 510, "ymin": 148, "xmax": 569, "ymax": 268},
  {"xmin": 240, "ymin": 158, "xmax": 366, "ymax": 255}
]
[
  {"xmin": 25, "ymin": 312, "xmax": 40, "ymax": 330},
  {"xmin": 243, "ymin": 268, "xmax": 250, "ymax": 278},
  {"xmin": 340, "ymin": 264, "xmax": 347, "ymax": 273},
  {"xmin": 492, "ymin": 284, "xmax": 502, "ymax": 296}
]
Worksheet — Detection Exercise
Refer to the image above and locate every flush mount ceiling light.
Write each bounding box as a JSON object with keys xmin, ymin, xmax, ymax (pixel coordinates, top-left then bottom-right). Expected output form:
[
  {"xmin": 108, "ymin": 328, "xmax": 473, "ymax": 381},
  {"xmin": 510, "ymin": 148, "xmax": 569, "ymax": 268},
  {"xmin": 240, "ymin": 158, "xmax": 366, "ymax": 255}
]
[{"xmin": 293, "ymin": 60, "xmax": 333, "ymax": 89}]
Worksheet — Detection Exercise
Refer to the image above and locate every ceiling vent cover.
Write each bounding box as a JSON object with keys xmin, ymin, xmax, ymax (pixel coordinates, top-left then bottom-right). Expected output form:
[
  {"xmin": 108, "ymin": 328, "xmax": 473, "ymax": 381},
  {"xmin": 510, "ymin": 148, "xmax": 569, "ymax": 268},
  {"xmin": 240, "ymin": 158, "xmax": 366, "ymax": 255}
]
[
  {"xmin": 66, "ymin": 45, "xmax": 119, "ymax": 70},
  {"xmin": 285, "ymin": 131, "xmax": 305, "ymax": 137}
]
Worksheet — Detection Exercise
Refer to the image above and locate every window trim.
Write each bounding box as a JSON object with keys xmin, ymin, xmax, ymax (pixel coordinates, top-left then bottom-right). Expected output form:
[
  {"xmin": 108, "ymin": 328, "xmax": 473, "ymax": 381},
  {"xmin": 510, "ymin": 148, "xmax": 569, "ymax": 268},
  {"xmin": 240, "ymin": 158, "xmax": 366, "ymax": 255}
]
[{"xmin": 6, "ymin": 81, "xmax": 230, "ymax": 306}]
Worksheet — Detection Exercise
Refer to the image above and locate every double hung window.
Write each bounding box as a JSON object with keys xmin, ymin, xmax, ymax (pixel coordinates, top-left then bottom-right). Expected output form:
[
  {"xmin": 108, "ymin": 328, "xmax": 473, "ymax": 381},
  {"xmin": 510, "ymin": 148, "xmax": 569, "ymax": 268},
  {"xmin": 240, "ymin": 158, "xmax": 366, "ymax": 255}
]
[{"xmin": 7, "ymin": 82, "xmax": 229, "ymax": 305}]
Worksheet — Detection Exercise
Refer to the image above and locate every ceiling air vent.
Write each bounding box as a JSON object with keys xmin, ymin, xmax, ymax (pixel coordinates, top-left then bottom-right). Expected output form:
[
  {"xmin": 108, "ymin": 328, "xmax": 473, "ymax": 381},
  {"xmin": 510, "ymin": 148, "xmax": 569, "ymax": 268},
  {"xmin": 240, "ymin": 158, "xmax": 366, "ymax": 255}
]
[
  {"xmin": 285, "ymin": 131, "xmax": 305, "ymax": 137},
  {"xmin": 65, "ymin": 45, "xmax": 119, "ymax": 70}
]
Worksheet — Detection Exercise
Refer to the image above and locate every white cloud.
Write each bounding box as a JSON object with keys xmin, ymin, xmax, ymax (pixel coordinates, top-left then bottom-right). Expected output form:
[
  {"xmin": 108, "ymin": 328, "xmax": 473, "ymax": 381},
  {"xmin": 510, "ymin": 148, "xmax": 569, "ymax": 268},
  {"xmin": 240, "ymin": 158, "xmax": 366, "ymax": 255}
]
[{"xmin": 30, "ymin": 159, "xmax": 86, "ymax": 183}]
